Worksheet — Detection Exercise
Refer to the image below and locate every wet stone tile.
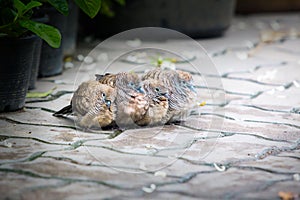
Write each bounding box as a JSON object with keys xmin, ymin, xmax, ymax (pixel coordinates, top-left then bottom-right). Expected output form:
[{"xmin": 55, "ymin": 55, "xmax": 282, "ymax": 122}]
[
  {"xmin": 188, "ymin": 134, "xmax": 291, "ymax": 164},
  {"xmin": 226, "ymin": 63, "xmax": 300, "ymax": 85},
  {"xmin": 156, "ymin": 168, "xmax": 290, "ymax": 199},
  {"xmin": 1, "ymin": 13, "xmax": 300, "ymax": 200},
  {"xmin": 241, "ymin": 180, "xmax": 300, "ymax": 200},
  {"xmin": 0, "ymin": 172, "xmax": 64, "ymax": 200},
  {"xmin": 251, "ymin": 86, "xmax": 300, "ymax": 109},
  {"xmin": 237, "ymin": 156, "xmax": 300, "ymax": 174},
  {"xmin": 0, "ymin": 138, "xmax": 65, "ymax": 164}
]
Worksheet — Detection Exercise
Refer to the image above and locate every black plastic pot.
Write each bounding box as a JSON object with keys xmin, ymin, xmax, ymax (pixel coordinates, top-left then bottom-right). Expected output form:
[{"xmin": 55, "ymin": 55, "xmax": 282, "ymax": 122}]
[
  {"xmin": 39, "ymin": 6, "xmax": 67, "ymax": 77},
  {"xmin": 28, "ymin": 37, "xmax": 42, "ymax": 90},
  {"xmin": 80, "ymin": 0, "xmax": 236, "ymax": 38},
  {"xmin": 0, "ymin": 35, "xmax": 37, "ymax": 112},
  {"xmin": 63, "ymin": 0, "xmax": 79, "ymax": 56}
]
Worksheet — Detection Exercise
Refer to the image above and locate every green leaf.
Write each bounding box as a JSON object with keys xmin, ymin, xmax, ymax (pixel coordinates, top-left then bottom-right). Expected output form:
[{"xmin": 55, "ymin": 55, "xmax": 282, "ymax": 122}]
[
  {"xmin": 115, "ymin": 0, "xmax": 125, "ymax": 6},
  {"xmin": 23, "ymin": 1, "xmax": 42, "ymax": 15},
  {"xmin": 47, "ymin": 0, "xmax": 68, "ymax": 16},
  {"xmin": 100, "ymin": 0, "xmax": 114, "ymax": 17},
  {"xmin": 26, "ymin": 87, "xmax": 56, "ymax": 98},
  {"xmin": 0, "ymin": 7, "xmax": 17, "ymax": 27},
  {"xmin": 74, "ymin": 0, "xmax": 101, "ymax": 18},
  {"xmin": 13, "ymin": 0, "xmax": 26, "ymax": 16},
  {"xmin": 19, "ymin": 20, "xmax": 61, "ymax": 48}
]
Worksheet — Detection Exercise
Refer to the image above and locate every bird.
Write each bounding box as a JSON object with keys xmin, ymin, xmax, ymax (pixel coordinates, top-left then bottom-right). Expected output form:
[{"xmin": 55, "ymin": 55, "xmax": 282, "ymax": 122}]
[
  {"xmin": 54, "ymin": 70, "xmax": 196, "ymax": 130},
  {"xmin": 96, "ymin": 72, "xmax": 148, "ymax": 128},
  {"xmin": 174, "ymin": 69, "xmax": 197, "ymax": 121},
  {"xmin": 53, "ymin": 80, "xmax": 116, "ymax": 129},
  {"xmin": 176, "ymin": 70, "xmax": 196, "ymax": 95},
  {"xmin": 135, "ymin": 79, "xmax": 169, "ymax": 126},
  {"xmin": 142, "ymin": 68, "xmax": 197, "ymax": 123},
  {"xmin": 176, "ymin": 70, "xmax": 197, "ymax": 106}
]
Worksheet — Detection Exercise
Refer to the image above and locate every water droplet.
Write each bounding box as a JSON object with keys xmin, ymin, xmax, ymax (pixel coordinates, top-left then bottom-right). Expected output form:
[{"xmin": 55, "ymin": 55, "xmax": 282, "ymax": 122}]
[
  {"xmin": 83, "ymin": 56, "xmax": 94, "ymax": 64},
  {"xmin": 276, "ymin": 86, "xmax": 285, "ymax": 91},
  {"xmin": 64, "ymin": 62, "xmax": 74, "ymax": 69},
  {"xmin": 293, "ymin": 173, "xmax": 300, "ymax": 181},
  {"xmin": 154, "ymin": 171, "xmax": 167, "ymax": 178},
  {"xmin": 77, "ymin": 54, "xmax": 84, "ymax": 61},
  {"xmin": 236, "ymin": 52, "xmax": 248, "ymax": 60},
  {"xmin": 126, "ymin": 38, "xmax": 142, "ymax": 48}
]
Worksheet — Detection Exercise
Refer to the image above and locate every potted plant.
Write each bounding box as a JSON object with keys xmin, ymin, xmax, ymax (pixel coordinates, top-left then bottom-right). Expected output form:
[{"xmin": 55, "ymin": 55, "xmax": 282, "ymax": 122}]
[
  {"xmin": 63, "ymin": 0, "xmax": 103, "ymax": 56},
  {"xmin": 38, "ymin": 0, "xmax": 102, "ymax": 76},
  {"xmin": 63, "ymin": 0, "xmax": 78, "ymax": 56},
  {"xmin": 0, "ymin": 0, "xmax": 102, "ymax": 111},
  {"xmin": 0, "ymin": 0, "xmax": 61, "ymax": 112},
  {"xmin": 79, "ymin": 0, "xmax": 125, "ymax": 38},
  {"xmin": 37, "ymin": 1, "xmax": 68, "ymax": 77}
]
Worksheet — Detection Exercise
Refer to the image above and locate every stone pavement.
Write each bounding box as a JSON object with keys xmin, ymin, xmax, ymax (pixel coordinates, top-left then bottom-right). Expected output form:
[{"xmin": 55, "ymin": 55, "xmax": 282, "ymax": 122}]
[{"xmin": 1, "ymin": 14, "xmax": 300, "ymax": 199}]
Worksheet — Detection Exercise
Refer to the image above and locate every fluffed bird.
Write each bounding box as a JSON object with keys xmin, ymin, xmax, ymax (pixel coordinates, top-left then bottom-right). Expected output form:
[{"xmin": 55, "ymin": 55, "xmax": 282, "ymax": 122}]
[
  {"xmin": 176, "ymin": 69, "xmax": 197, "ymax": 107},
  {"xmin": 142, "ymin": 69, "xmax": 196, "ymax": 123},
  {"xmin": 174, "ymin": 69, "xmax": 197, "ymax": 120},
  {"xmin": 176, "ymin": 70, "xmax": 196, "ymax": 94},
  {"xmin": 53, "ymin": 80, "xmax": 116, "ymax": 129},
  {"xmin": 136, "ymin": 79, "xmax": 169, "ymax": 126},
  {"xmin": 96, "ymin": 72, "xmax": 148, "ymax": 128}
]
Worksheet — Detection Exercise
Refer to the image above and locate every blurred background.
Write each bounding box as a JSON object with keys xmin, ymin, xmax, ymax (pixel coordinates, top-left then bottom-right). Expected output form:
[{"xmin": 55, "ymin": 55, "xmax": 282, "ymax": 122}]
[
  {"xmin": 78, "ymin": 0, "xmax": 300, "ymax": 40},
  {"xmin": 1, "ymin": 0, "xmax": 300, "ymax": 112}
]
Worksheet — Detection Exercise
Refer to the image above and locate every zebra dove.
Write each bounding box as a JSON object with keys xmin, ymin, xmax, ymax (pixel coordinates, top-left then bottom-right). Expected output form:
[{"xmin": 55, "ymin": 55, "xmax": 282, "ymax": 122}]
[
  {"xmin": 53, "ymin": 80, "xmax": 116, "ymax": 129},
  {"xmin": 136, "ymin": 79, "xmax": 169, "ymax": 126},
  {"xmin": 142, "ymin": 69, "xmax": 196, "ymax": 123},
  {"xmin": 96, "ymin": 72, "xmax": 148, "ymax": 128}
]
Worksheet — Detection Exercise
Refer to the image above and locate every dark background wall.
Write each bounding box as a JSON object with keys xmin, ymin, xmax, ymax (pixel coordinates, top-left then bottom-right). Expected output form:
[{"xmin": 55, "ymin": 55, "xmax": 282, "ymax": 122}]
[
  {"xmin": 236, "ymin": 0, "xmax": 300, "ymax": 14},
  {"xmin": 78, "ymin": 0, "xmax": 300, "ymax": 40}
]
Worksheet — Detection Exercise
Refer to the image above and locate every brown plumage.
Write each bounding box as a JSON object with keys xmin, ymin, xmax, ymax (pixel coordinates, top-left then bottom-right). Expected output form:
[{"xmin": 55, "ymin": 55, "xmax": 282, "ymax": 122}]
[
  {"xmin": 95, "ymin": 73, "xmax": 116, "ymax": 88},
  {"xmin": 174, "ymin": 69, "xmax": 197, "ymax": 121},
  {"xmin": 136, "ymin": 79, "xmax": 169, "ymax": 126},
  {"xmin": 176, "ymin": 70, "xmax": 197, "ymax": 107},
  {"xmin": 96, "ymin": 72, "xmax": 148, "ymax": 128},
  {"xmin": 142, "ymin": 69, "xmax": 196, "ymax": 123},
  {"xmin": 53, "ymin": 80, "xmax": 116, "ymax": 129},
  {"xmin": 54, "ymin": 69, "xmax": 196, "ymax": 130}
]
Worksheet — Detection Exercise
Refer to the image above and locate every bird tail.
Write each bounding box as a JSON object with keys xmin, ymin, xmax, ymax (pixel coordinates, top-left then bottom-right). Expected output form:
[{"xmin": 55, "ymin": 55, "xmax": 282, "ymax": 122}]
[
  {"xmin": 53, "ymin": 105, "xmax": 72, "ymax": 117},
  {"xmin": 95, "ymin": 74, "xmax": 104, "ymax": 81},
  {"xmin": 95, "ymin": 73, "xmax": 111, "ymax": 81}
]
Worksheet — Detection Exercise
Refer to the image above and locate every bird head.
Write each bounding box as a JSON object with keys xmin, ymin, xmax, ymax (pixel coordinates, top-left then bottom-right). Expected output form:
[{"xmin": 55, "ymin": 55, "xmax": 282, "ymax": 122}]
[
  {"xmin": 177, "ymin": 70, "xmax": 197, "ymax": 94},
  {"xmin": 120, "ymin": 72, "xmax": 143, "ymax": 93},
  {"xmin": 98, "ymin": 84, "xmax": 116, "ymax": 111},
  {"xmin": 117, "ymin": 72, "xmax": 143, "ymax": 95},
  {"xmin": 142, "ymin": 79, "xmax": 169, "ymax": 100},
  {"xmin": 98, "ymin": 90, "xmax": 111, "ymax": 109}
]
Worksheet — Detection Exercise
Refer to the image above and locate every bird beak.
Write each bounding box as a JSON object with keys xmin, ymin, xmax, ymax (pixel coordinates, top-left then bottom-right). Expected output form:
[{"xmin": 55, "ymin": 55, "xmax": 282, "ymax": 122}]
[
  {"xmin": 105, "ymin": 100, "xmax": 111, "ymax": 108},
  {"xmin": 160, "ymin": 92, "xmax": 169, "ymax": 99},
  {"xmin": 137, "ymin": 86, "xmax": 145, "ymax": 94},
  {"xmin": 189, "ymin": 85, "xmax": 197, "ymax": 94}
]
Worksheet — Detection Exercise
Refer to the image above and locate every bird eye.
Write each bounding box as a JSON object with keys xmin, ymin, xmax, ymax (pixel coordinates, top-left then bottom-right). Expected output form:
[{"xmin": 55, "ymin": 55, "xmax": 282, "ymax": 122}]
[
  {"xmin": 102, "ymin": 93, "xmax": 106, "ymax": 98},
  {"xmin": 128, "ymin": 82, "xmax": 134, "ymax": 87},
  {"xmin": 155, "ymin": 87, "xmax": 160, "ymax": 92}
]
